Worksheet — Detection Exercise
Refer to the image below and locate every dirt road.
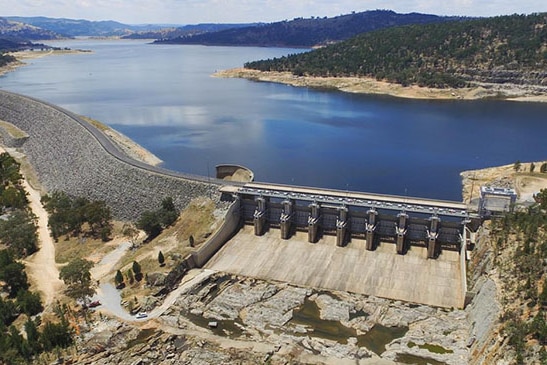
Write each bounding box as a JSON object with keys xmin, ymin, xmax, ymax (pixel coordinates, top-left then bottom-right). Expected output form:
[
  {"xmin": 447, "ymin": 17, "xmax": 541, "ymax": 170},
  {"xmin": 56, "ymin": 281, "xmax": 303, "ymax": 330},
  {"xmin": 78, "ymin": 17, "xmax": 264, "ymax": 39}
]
[{"xmin": 22, "ymin": 177, "xmax": 64, "ymax": 309}]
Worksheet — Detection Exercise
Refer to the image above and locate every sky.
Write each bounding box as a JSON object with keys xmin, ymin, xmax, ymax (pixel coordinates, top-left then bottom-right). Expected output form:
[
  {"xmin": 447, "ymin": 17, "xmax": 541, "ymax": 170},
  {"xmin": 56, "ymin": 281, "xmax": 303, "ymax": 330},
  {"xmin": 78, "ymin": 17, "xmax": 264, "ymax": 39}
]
[{"xmin": 3, "ymin": 0, "xmax": 547, "ymax": 25}]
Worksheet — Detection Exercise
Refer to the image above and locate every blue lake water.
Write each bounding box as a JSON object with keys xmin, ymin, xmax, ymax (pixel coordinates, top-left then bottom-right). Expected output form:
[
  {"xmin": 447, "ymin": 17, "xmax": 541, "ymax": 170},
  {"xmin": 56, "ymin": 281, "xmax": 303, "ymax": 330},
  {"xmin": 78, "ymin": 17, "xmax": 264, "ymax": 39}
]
[{"xmin": 1, "ymin": 39, "xmax": 546, "ymax": 201}]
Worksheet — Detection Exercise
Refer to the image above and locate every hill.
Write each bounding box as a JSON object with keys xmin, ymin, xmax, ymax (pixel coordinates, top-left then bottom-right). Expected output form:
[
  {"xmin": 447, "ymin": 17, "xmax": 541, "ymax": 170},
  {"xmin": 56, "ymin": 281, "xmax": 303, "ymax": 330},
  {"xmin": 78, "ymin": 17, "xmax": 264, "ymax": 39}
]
[
  {"xmin": 154, "ymin": 10, "xmax": 461, "ymax": 47},
  {"xmin": 125, "ymin": 23, "xmax": 259, "ymax": 40},
  {"xmin": 0, "ymin": 17, "xmax": 61, "ymax": 40},
  {"xmin": 243, "ymin": 13, "xmax": 547, "ymax": 89},
  {"xmin": 5, "ymin": 16, "xmax": 168, "ymax": 37}
]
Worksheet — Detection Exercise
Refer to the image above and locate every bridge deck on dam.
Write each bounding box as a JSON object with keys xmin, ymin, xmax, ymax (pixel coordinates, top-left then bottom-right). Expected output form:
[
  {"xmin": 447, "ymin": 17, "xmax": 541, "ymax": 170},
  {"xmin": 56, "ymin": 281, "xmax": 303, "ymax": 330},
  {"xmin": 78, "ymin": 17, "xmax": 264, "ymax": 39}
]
[{"xmin": 206, "ymin": 225, "xmax": 463, "ymax": 308}]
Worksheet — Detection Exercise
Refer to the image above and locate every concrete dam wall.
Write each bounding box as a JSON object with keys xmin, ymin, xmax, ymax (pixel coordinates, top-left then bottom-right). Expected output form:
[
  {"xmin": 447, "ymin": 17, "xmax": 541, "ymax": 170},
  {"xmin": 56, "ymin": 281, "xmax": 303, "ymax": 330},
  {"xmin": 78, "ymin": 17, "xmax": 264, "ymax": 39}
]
[{"xmin": 0, "ymin": 91, "xmax": 219, "ymax": 219}]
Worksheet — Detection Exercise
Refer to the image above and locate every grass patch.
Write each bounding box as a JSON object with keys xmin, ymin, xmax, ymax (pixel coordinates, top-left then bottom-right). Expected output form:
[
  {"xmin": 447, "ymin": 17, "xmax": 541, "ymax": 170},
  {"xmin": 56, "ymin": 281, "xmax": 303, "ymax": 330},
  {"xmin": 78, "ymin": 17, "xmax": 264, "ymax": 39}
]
[
  {"xmin": 55, "ymin": 236, "xmax": 112, "ymax": 264},
  {"xmin": 168, "ymin": 198, "xmax": 217, "ymax": 245},
  {"xmin": 0, "ymin": 120, "xmax": 29, "ymax": 139},
  {"xmin": 80, "ymin": 115, "xmax": 109, "ymax": 131},
  {"xmin": 55, "ymin": 221, "xmax": 126, "ymax": 264}
]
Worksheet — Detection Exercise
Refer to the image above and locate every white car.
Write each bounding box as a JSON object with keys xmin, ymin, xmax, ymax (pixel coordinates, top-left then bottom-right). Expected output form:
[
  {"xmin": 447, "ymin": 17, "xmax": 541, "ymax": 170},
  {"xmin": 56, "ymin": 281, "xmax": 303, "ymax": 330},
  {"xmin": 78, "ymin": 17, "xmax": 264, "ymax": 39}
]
[{"xmin": 135, "ymin": 312, "xmax": 148, "ymax": 319}]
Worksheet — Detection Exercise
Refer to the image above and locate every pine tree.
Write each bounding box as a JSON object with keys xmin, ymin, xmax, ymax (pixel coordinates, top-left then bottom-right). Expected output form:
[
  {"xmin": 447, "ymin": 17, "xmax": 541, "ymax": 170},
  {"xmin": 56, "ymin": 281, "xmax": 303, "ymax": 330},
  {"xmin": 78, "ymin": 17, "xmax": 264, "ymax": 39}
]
[
  {"xmin": 114, "ymin": 270, "xmax": 124, "ymax": 288},
  {"xmin": 132, "ymin": 261, "xmax": 142, "ymax": 281},
  {"xmin": 158, "ymin": 251, "xmax": 165, "ymax": 267}
]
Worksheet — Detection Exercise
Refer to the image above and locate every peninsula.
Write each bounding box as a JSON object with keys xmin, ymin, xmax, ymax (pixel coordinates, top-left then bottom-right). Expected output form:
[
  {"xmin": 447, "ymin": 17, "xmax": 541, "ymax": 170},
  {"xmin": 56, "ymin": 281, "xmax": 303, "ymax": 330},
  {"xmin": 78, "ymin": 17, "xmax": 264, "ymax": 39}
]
[{"xmin": 230, "ymin": 13, "xmax": 547, "ymax": 102}]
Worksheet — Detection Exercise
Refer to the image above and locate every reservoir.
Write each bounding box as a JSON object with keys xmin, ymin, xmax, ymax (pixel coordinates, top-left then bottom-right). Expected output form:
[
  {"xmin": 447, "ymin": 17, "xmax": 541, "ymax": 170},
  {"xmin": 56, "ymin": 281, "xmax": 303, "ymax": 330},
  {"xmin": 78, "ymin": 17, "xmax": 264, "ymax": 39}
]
[{"xmin": 1, "ymin": 39, "xmax": 546, "ymax": 200}]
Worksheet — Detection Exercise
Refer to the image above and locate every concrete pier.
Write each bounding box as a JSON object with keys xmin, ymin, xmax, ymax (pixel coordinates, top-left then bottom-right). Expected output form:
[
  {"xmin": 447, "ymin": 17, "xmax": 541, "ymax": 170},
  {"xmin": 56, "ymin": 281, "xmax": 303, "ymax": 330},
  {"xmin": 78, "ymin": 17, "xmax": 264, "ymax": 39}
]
[
  {"xmin": 396, "ymin": 211, "xmax": 408, "ymax": 254},
  {"xmin": 427, "ymin": 215, "xmax": 441, "ymax": 259},
  {"xmin": 253, "ymin": 196, "xmax": 267, "ymax": 236},
  {"xmin": 280, "ymin": 199, "xmax": 293, "ymax": 239},
  {"xmin": 336, "ymin": 206, "xmax": 348, "ymax": 247},
  {"xmin": 308, "ymin": 202, "xmax": 320, "ymax": 243},
  {"xmin": 365, "ymin": 208, "xmax": 377, "ymax": 250}
]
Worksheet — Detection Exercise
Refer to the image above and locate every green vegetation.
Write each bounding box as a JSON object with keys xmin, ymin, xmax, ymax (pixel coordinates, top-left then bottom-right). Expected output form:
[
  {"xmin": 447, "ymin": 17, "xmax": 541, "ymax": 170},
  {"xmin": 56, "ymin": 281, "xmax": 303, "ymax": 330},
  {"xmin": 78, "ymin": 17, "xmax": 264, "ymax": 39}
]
[
  {"xmin": 245, "ymin": 13, "xmax": 547, "ymax": 88},
  {"xmin": 0, "ymin": 152, "xmax": 38, "ymax": 259},
  {"xmin": 0, "ymin": 210, "xmax": 38, "ymax": 258},
  {"xmin": 0, "ymin": 250, "xmax": 72, "ymax": 363},
  {"xmin": 59, "ymin": 258, "xmax": 95, "ymax": 306},
  {"xmin": 0, "ymin": 151, "xmax": 75, "ymax": 362},
  {"xmin": 115, "ymin": 270, "xmax": 124, "ymax": 288},
  {"xmin": 158, "ymin": 250, "xmax": 165, "ymax": 267},
  {"xmin": 158, "ymin": 10, "xmax": 458, "ymax": 47},
  {"xmin": 132, "ymin": 261, "xmax": 142, "ymax": 282},
  {"xmin": 0, "ymin": 152, "xmax": 28, "ymax": 212},
  {"xmin": 42, "ymin": 191, "xmax": 113, "ymax": 241},
  {"xmin": 136, "ymin": 196, "xmax": 179, "ymax": 240},
  {"xmin": 0, "ymin": 53, "xmax": 16, "ymax": 67},
  {"xmin": 492, "ymin": 203, "xmax": 547, "ymax": 362}
]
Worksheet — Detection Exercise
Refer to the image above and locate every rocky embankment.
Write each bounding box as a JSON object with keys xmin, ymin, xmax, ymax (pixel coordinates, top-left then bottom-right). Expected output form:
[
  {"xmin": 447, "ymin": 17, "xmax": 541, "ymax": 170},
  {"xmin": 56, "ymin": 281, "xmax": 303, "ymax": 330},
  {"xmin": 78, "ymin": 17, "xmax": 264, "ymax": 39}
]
[
  {"xmin": 215, "ymin": 68, "xmax": 547, "ymax": 102},
  {"xmin": 74, "ymin": 272, "xmax": 471, "ymax": 364},
  {"xmin": 0, "ymin": 91, "xmax": 219, "ymax": 219}
]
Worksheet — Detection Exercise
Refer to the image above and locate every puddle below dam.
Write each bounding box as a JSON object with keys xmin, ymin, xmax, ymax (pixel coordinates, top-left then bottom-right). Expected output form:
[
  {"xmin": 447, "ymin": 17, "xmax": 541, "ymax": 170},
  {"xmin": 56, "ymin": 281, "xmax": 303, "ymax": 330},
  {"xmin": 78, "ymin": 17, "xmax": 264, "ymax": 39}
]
[{"xmin": 290, "ymin": 297, "xmax": 408, "ymax": 355}]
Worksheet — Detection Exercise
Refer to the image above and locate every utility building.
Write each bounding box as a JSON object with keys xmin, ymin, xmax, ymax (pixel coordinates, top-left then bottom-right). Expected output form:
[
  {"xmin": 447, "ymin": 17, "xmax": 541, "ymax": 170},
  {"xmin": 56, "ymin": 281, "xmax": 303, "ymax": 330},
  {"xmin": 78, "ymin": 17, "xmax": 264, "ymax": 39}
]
[{"xmin": 478, "ymin": 186, "xmax": 517, "ymax": 216}]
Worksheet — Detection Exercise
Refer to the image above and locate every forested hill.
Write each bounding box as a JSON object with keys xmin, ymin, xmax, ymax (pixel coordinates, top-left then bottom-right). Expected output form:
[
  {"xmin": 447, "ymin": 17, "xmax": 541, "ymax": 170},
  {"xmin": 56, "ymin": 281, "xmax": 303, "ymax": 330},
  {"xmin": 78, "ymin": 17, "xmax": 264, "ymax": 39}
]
[
  {"xmin": 244, "ymin": 13, "xmax": 547, "ymax": 89},
  {"xmin": 154, "ymin": 10, "xmax": 461, "ymax": 47}
]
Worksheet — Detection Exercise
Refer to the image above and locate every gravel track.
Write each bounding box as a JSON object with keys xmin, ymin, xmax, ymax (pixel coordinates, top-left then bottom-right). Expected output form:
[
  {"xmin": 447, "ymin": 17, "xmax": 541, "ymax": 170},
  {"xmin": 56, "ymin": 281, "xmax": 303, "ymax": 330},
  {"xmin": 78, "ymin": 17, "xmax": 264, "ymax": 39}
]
[{"xmin": 0, "ymin": 90, "xmax": 224, "ymax": 219}]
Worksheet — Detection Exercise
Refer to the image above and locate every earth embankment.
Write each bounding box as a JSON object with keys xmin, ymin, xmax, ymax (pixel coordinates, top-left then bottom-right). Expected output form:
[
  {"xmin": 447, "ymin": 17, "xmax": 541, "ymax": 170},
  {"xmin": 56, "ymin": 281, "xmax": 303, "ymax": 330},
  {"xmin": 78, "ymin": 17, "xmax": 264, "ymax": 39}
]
[{"xmin": 0, "ymin": 90, "xmax": 219, "ymax": 219}]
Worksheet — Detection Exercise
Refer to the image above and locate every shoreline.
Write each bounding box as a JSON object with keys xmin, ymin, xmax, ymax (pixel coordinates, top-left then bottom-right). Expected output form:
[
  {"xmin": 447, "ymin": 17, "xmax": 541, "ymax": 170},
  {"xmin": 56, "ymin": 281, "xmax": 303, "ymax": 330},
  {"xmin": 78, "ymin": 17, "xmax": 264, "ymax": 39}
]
[
  {"xmin": 0, "ymin": 49, "xmax": 89, "ymax": 77},
  {"xmin": 0, "ymin": 50, "xmax": 163, "ymax": 168},
  {"xmin": 214, "ymin": 68, "xmax": 547, "ymax": 103},
  {"xmin": 461, "ymin": 161, "xmax": 547, "ymax": 207}
]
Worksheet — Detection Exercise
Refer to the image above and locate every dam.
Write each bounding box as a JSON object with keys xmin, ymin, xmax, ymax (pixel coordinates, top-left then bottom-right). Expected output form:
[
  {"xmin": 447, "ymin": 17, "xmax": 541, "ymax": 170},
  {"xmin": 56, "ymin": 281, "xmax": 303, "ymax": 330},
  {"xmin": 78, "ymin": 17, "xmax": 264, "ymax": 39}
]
[
  {"xmin": 200, "ymin": 182, "xmax": 481, "ymax": 309},
  {"xmin": 0, "ymin": 90, "xmax": 481, "ymax": 309}
]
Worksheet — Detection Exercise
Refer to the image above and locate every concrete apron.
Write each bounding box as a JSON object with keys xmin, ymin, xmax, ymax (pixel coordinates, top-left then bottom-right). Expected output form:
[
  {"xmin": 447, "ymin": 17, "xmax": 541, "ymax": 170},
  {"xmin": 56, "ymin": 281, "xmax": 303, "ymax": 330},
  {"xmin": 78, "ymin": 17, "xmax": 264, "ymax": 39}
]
[{"xmin": 205, "ymin": 225, "xmax": 462, "ymax": 308}]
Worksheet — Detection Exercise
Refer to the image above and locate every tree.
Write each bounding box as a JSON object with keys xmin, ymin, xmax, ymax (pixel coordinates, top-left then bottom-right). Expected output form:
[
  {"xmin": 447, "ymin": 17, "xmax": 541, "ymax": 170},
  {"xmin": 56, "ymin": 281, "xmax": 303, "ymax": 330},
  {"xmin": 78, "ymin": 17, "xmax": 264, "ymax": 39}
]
[
  {"xmin": 122, "ymin": 222, "xmax": 140, "ymax": 248},
  {"xmin": 0, "ymin": 210, "xmax": 38, "ymax": 257},
  {"xmin": 84, "ymin": 200, "xmax": 112, "ymax": 240},
  {"xmin": 0, "ymin": 296, "xmax": 17, "ymax": 326},
  {"xmin": 531, "ymin": 162, "xmax": 536, "ymax": 173},
  {"xmin": 59, "ymin": 258, "xmax": 95, "ymax": 306},
  {"xmin": 159, "ymin": 197, "xmax": 178, "ymax": 227},
  {"xmin": 114, "ymin": 270, "xmax": 124, "ymax": 288},
  {"xmin": 126, "ymin": 269, "xmax": 134, "ymax": 285},
  {"xmin": 514, "ymin": 160, "xmax": 521, "ymax": 172},
  {"xmin": 16, "ymin": 290, "xmax": 43, "ymax": 316},
  {"xmin": 39, "ymin": 321, "xmax": 72, "ymax": 351},
  {"xmin": 24, "ymin": 318, "xmax": 41, "ymax": 356},
  {"xmin": 42, "ymin": 191, "xmax": 113, "ymax": 240},
  {"xmin": 189, "ymin": 235, "xmax": 195, "ymax": 247},
  {"xmin": 535, "ymin": 189, "xmax": 547, "ymax": 210},
  {"xmin": 132, "ymin": 261, "xmax": 142, "ymax": 281},
  {"xmin": 1, "ymin": 262, "xmax": 29, "ymax": 298},
  {"xmin": 158, "ymin": 251, "xmax": 165, "ymax": 267},
  {"xmin": 136, "ymin": 210, "xmax": 162, "ymax": 239}
]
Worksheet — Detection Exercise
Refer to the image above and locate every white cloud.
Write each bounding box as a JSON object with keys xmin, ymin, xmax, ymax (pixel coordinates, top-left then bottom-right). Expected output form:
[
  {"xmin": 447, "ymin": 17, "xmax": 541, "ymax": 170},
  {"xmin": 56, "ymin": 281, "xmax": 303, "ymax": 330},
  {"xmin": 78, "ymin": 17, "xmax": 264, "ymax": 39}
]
[{"xmin": 2, "ymin": 0, "xmax": 546, "ymax": 24}]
